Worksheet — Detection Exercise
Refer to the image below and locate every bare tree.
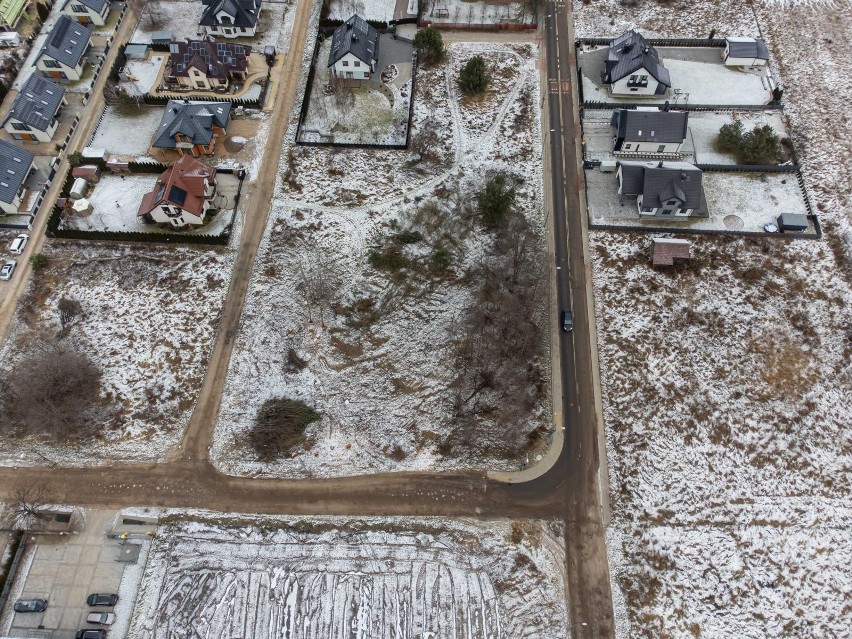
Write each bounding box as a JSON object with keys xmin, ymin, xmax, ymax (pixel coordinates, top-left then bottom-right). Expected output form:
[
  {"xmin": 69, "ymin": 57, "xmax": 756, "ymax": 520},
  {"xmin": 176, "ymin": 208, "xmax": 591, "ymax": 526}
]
[
  {"xmin": 58, "ymin": 297, "xmax": 83, "ymax": 328},
  {"xmin": 295, "ymin": 247, "xmax": 345, "ymax": 326},
  {"xmin": 0, "ymin": 341, "xmax": 103, "ymax": 442},
  {"xmin": 2, "ymin": 483, "xmax": 53, "ymax": 531}
]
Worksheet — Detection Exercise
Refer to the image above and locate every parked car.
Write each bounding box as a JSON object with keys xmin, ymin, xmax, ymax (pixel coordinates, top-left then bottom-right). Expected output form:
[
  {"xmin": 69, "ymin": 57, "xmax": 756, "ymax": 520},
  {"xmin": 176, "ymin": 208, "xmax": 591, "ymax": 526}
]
[
  {"xmin": 9, "ymin": 233, "xmax": 28, "ymax": 254},
  {"xmin": 13, "ymin": 598, "xmax": 47, "ymax": 612},
  {"xmin": 86, "ymin": 593, "xmax": 118, "ymax": 607},
  {"xmin": 75, "ymin": 630, "xmax": 106, "ymax": 639},
  {"xmin": 561, "ymin": 309, "xmax": 573, "ymax": 333},
  {"xmin": 0, "ymin": 260, "xmax": 15, "ymax": 281},
  {"xmin": 86, "ymin": 612, "xmax": 116, "ymax": 625}
]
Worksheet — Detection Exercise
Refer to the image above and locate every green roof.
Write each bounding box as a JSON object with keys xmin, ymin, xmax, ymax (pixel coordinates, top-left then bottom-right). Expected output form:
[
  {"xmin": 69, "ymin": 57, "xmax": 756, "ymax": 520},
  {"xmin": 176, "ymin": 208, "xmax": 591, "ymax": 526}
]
[{"xmin": 0, "ymin": 0, "xmax": 28, "ymax": 28}]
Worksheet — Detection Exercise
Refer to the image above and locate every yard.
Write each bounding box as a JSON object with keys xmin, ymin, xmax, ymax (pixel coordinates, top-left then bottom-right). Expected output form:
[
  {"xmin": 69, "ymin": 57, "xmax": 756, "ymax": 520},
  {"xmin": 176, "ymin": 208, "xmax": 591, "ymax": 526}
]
[
  {"xmin": 214, "ymin": 42, "xmax": 548, "ymax": 478},
  {"xmin": 88, "ymin": 105, "xmax": 165, "ymax": 158},
  {"xmin": 0, "ymin": 241, "xmax": 237, "ymax": 466},
  {"xmin": 299, "ymin": 37, "xmax": 414, "ymax": 146},
  {"xmin": 128, "ymin": 515, "xmax": 568, "ymax": 639},
  {"xmin": 577, "ymin": 0, "xmax": 852, "ymax": 637},
  {"xmin": 424, "ymin": 0, "xmax": 537, "ymax": 26}
]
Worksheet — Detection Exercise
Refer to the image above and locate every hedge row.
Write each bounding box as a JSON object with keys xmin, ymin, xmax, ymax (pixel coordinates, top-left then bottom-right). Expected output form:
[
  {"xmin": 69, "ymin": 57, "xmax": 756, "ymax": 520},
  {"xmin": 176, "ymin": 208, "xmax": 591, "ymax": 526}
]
[{"xmin": 140, "ymin": 93, "xmax": 262, "ymax": 108}]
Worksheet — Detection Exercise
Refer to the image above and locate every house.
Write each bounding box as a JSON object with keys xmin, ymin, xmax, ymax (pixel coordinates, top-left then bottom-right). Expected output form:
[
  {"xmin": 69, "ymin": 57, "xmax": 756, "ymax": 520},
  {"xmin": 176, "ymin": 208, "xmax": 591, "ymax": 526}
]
[
  {"xmin": 327, "ymin": 15, "xmax": 379, "ymax": 81},
  {"xmin": 153, "ymin": 99, "xmax": 231, "ymax": 156},
  {"xmin": 603, "ymin": 30, "xmax": 671, "ymax": 96},
  {"xmin": 199, "ymin": 0, "xmax": 262, "ymax": 38},
  {"xmin": 3, "ymin": 75, "xmax": 67, "ymax": 142},
  {"xmin": 650, "ymin": 238, "xmax": 690, "ymax": 266},
  {"xmin": 36, "ymin": 15, "xmax": 93, "ymax": 81},
  {"xmin": 610, "ymin": 107, "xmax": 688, "ymax": 155},
  {"xmin": 0, "ymin": 0, "xmax": 28, "ymax": 30},
  {"xmin": 168, "ymin": 38, "xmax": 251, "ymax": 90},
  {"xmin": 62, "ymin": 0, "xmax": 110, "ymax": 26},
  {"xmin": 0, "ymin": 140, "xmax": 35, "ymax": 215},
  {"xmin": 722, "ymin": 37, "xmax": 769, "ymax": 67},
  {"xmin": 617, "ymin": 160, "xmax": 703, "ymax": 218},
  {"xmin": 137, "ymin": 155, "xmax": 218, "ymax": 227}
]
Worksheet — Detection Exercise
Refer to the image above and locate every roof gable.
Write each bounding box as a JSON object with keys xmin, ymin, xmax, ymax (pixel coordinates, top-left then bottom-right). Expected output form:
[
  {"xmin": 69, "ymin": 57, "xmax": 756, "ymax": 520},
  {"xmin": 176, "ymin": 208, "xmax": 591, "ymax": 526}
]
[
  {"xmin": 328, "ymin": 14, "xmax": 380, "ymax": 67},
  {"xmin": 619, "ymin": 161, "xmax": 703, "ymax": 209},
  {"xmin": 137, "ymin": 155, "xmax": 216, "ymax": 217},
  {"xmin": 153, "ymin": 99, "xmax": 231, "ymax": 148},
  {"xmin": 3, "ymin": 75, "xmax": 65, "ymax": 132},
  {"xmin": 0, "ymin": 140, "xmax": 34, "ymax": 204},
  {"xmin": 605, "ymin": 30, "xmax": 670, "ymax": 87},
  {"xmin": 199, "ymin": 0, "xmax": 261, "ymax": 28},
  {"xmin": 64, "ymin": 0, "xmax": 108, "ymax": 14},
  {"xmin": 41, "ymin": 15, "xmax": 92, "ymax": 68}
]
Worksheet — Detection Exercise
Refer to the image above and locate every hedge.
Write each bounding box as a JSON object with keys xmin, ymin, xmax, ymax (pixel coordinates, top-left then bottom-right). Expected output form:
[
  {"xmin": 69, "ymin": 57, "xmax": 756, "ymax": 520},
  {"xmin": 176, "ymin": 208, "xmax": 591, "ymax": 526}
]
[
  {"xmin": 108, "ymin": 43, "xmax": 127, "ymax": 82},
  {"xmin": 141, "ymin": 93, "xmax": 262, "ymax": 108}
]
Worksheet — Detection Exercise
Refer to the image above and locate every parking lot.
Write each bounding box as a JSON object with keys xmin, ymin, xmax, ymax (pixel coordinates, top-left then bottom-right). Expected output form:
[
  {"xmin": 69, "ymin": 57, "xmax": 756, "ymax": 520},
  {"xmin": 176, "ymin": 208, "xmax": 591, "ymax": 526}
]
[{"xmin": 3, "ymin": 510, "xmax": 134, "ymax": 639}]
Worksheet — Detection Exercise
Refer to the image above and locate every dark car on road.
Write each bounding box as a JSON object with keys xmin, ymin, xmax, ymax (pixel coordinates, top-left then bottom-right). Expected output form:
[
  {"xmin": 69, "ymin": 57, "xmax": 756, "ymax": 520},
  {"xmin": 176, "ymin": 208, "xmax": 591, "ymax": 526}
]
[
  {"xmin": 561, "ymin": 309, "xmax": 573, "ymax": 332},
  {"xmin": 86, "ymin": 593, "xmax": 118, "ymax": 607},
  {"xmin": 13, "ymin": 599, "xmax": 47, "ymax": 612},
  {"xmin": 76, "ymin": 630, "xmax": 106, "ymax": 639}
]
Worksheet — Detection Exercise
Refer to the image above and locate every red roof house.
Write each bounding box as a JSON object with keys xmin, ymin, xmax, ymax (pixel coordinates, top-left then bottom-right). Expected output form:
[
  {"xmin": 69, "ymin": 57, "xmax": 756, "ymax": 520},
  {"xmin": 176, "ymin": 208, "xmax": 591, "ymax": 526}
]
[{"xmin": 137, "ymin": 155, "xmax": 218, "ymax": 227}]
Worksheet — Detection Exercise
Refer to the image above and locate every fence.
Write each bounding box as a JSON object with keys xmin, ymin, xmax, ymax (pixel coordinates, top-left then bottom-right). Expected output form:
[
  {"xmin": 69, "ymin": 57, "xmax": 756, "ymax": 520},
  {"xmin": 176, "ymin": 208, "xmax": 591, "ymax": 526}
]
[
  {"xmin": 582, "ymin": 101, "xmax": 784, "ymax": 112},
  {"xmin": 420, "ymin": 20, "xmax": 537, "ymax": 31},
  {"xmin": 588, "ymin": 218, "xmax": 821, "ymax": 240},
  {"xmin": 577, "ymin": 37, "xmax": 726, "ymax": 47}
]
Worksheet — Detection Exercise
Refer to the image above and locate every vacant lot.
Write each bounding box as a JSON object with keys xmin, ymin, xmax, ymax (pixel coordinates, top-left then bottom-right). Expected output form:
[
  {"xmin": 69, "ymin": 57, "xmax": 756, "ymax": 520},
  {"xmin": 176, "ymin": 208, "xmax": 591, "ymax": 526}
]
[{"xmin": 129, "ymin": 516, "xmax": 568, "ymax": 639}]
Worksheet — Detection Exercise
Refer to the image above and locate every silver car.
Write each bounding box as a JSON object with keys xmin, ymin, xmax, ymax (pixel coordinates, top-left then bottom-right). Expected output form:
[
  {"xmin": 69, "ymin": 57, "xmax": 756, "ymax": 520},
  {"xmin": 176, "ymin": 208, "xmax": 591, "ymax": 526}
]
[
  {"xmin": 86, "ymin": 612, "xmax": 116, "ymax": 625},
  {"xmin": 0, "ymin": 260, "xmax": 16, "ymax": 281}
]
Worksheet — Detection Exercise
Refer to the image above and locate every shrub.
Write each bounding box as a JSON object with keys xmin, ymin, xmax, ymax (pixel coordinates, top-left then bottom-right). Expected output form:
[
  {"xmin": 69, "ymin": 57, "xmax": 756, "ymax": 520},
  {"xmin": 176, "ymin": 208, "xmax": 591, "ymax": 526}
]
[
  {"xmin": 29, "ymin": 254, "xmax": 48, "ymax": 272},
  {"xmin": 392, "ymin": 230, "xmax": 423, "ymax": 244},
  {"xmin": 715, "ymin": 121, "xmax": 782, "ymax": 164},
  {"xmin": 458, "ymin": 55, "xmax": 490, "ymax": 97},
  {"xmin": 430, "ymin": 248, "xmax": 452, "ymax": 274},
  {"xmin": 716, "ymin": 120, "xmax": 744, "ymax": 154},
  {"xmin": 248, "ymin": 398, "xmax": 320, "ymax": 461},
  {"xmin": 368, "ymin": 245, "xmax": 409, "ymax": 271},
  {"xmin": 477, "ymin": 174, "xmax": 516, "ymax": 228}
]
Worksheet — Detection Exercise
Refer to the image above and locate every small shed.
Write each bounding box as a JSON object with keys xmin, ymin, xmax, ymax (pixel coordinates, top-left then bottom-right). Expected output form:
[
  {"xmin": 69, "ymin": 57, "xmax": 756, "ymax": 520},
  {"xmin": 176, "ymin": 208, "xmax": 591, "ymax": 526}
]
[
  {"xmin": 106, "ymin": 158, "xmax": 129, "ymax": 172},
  {"xmin": 151, "ymin": 30, "xmax": 172, "ymax": 46},
  {"xmin": 72, "ymin": 164, "xmax": 102, "ymax": 183},
  {"xmin": 651, "ymin": 238, "xmax": 691, "ymax": 266},
  {"xmin": 777, "ymin": 213, "xmax": 808, "ymax": 232},
  {"xmin": 124, "ymin": 43, "xmax": 151, "ymax": 60},
  {"xmin": 82, "ymin": 147, "xmax": 108, "ymax": 162},
  {"xmin": 70, "ymin": 177, "xmax": 89, "ymax": 200},
  {"xmin": 722, "ymin": 37, "xmax": 769, "ymax": 67},
  {"xmin": 72, "ymin": 197, "xmax": 93, "ymax": 216}
]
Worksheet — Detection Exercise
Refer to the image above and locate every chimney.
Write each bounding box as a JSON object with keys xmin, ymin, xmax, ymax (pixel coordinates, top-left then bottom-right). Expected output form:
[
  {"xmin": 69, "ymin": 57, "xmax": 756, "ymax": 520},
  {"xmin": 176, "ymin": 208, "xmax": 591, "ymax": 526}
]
[
  {"xmin": 657, "ymin": 160, "xmax": 664, "ymax": 168},
  {"xmin": 663, "ymin": 101, "xmax": 670, "ymax": 112}
]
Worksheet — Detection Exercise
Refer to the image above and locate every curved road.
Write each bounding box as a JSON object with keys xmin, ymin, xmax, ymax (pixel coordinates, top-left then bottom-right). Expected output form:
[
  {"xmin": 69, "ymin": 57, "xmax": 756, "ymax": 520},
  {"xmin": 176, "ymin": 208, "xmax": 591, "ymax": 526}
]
[{"xmin": 0, "ymin": 0, "xmax": 614, "ymax": 637}]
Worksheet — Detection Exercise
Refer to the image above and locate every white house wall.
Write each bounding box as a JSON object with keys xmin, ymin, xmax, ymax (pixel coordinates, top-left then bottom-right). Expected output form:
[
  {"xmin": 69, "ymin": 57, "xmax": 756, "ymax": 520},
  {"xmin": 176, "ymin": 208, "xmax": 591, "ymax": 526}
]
[
  {"xmin": 63, "ymin": 2, "xmax": 109, "ymax": 26},
  {"xmin": 332, "ymin": 52, "xmax": 372, "ymax": 80},
  {"xmin": 618, "ymin": 139, "xmax": 683, "ymax": 154},
  {"xmin": 36, "ymin": 55, "xmax": 85, "ymax": 80},
  {"xmin": 611, "ymin": 67, "xmax": 663, "ymax": 96}
]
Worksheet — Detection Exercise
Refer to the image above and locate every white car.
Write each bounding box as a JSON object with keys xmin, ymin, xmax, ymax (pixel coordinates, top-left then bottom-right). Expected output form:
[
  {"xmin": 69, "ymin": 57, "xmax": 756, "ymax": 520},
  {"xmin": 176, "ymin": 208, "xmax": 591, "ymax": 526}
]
[
  {"xmin": 9, "ymin": 233, "xmax": 28, "ymax": 254},
  {"xmin": 86, "ymin": 612, "xmax": 116, "ymax": 625},
  {"xmin": 0, "ymin": 260, "xmax": 16, "ymax": 280}
]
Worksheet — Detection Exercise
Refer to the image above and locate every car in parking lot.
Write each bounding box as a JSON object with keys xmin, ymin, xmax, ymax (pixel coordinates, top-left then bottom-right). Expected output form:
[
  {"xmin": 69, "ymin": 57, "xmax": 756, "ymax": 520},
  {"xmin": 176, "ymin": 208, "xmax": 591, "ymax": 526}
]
[
  {"xmin": 86, "ymin": 593, "xmax": 118, "ymax": 606},
  {"xmin": 13, "ymin": 598, "xmax": 47, "ymax": 612},
  {"xmin": 75, "ymin": 630, "xmax": 106, "ymax": 639},
  {"xmin": 86, "ymin": 612, "xmax": 116, "ymax": 625},
  {"xmin": 561, "ymin": 309, "xmax": 573, "ymax": 333},
  {"xmin": 0, "ymin": 260, "xmax": 16, "ymax": 281},
  {"xmin": 9, "ymin": 233, "xmax": 28, "ymax": 254}
]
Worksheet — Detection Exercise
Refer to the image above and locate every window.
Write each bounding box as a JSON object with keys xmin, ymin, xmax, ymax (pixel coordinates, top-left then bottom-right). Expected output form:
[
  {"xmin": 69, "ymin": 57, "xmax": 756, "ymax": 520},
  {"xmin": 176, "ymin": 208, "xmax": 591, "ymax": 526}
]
[
  {"xmin": 624, "ymin": 144, "xmax": 631, "ymax": 150},
  {"xmin": 657, "ymin": 145, "xmax": 666, "ymax": 153},
  {"xmin": 354, "ymin": 60, "xmax": 360, "ymax": 67},
  {"xmin": 71, "ymin": 3, "xmax": 86, "ymax": 11},
  {"xmin": 11, "ymin": 123, "xmax": 29, "ymax": 131},
  {"xmin": 42, "ymin": 58, "xmax": 61, "ymax": 68},
  {"xmin": 196, "ymin": 81, "xmax": 206, "ymax": 88},
  {"xmin": 342, "ymin": 60, "xmax": 349, "ymax": 66},
  {"xmin": 626, "ymin": 74, "xmax": 648, "ymax": 88},
  {"xmin": 667, "ymin": 199, "xmax": 678, "ymax": 205},
  {"xmin": 345, "ymin": 71, "xmax": 353, "ymax": 79}
]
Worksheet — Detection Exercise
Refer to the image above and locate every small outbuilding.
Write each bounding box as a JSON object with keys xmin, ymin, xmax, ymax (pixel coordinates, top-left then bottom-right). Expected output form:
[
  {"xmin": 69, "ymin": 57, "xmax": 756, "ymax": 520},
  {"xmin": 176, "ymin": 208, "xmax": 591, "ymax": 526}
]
[
  {"xmin": 650, "ymin": 238, "xmax": 690, "ymax": 266},
  {"xmin": 722, "ymin": 37, "xmax": 769, "ymax": 67},
  {"xmin": 124, "ymin": 43, "xmax": 151, "ymax": 60},
  {"xmin": 777, "ymin": 213, "xmax": 808, "ymax": 232},
  {"xmin": 151, "ymin": 30, "xmax": 173, "ymax": 46},
  {"xmin": 72, "ymin": 164, "xmax": 101, "ymax": 182}
]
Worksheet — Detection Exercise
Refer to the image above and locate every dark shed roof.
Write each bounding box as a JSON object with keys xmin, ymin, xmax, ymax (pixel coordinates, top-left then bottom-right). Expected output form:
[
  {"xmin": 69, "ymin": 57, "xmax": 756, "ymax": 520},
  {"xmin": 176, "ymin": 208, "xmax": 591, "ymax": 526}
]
[
  {"xmin": 725, "ymin": 37, "xmax": 769, "ymax": 60},
  {"xmin": 605, "ymin": 30, "xmax": 670, "ymax": 87},
  {"xmin": 0, "ymin": 140, "xmax": 34, "ymax": 204},
  {"xmin": 328, "ymin": 15, "xmax": 379, "ymax": 67},
  {"xmin": 4, "ymin": 75, "xmax": 65, "ymax": 132},
  {"xmin": 41, "ymin": 15, "xmax": 92, "ymax": 69}
]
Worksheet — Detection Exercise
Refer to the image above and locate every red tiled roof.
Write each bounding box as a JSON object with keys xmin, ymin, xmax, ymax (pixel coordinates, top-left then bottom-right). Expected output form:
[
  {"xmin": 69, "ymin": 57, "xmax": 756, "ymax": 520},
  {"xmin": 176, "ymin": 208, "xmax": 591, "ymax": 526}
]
[{"xmin": 137, "ymin": 155, "xmax": 216, "ymax": 218}]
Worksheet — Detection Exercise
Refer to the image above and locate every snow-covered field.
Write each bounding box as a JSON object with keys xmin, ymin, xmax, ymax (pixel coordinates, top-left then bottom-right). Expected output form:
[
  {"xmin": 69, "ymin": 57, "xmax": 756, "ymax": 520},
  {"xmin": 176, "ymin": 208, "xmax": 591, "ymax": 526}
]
[
  {"xmin": 424, "ymin": 0, "xmax": 537, "ymax": 25},
  {"xmin": 581, "ymin": 1, "xmax": 852, "ymax": 638},
  {"xmin": 89, "ymin": 106, "xmax": 164, "ymax": 157},
  {"xmin": 122, "ymin": 55, "xmax": 165, "ymax": 95},
  {"xmin": 214, "ymin": 42, "xmax": 546, "ymax": 477},
  {"xmin": 129, "ymin": 515, "xmax": 568, "ymax": 639},
  {"xmin": 326, "ymin": 0, "xmax": 396, "ymax": 22},
  {"xmin": 0, "ymin": 241, "xmax": 238, "ymax": 466},
  {"xmin": 132, "ymin": 0, "xmax": 295, "ymax": 51}
]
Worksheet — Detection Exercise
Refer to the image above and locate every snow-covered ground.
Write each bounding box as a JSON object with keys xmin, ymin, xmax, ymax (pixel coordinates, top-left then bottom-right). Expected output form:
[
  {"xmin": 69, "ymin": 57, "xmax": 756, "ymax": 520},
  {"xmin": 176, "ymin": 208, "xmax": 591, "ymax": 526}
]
[
  {"xmin": 326, "ymin": 0, "xmax": 396, "ymax": 22},
  {"xmin": 214, "ymin": 42, "xmax": 546, "ymax": 477},
  {"xmin": 582, "ymin": 1, "xmax": 852, "ymax": 637},
  {"xmin": 128, "ymin": 515, "xmax": 568, "ymax": 639},
  {"xmin": 0, "ymin": 241, "xmax": 239, "ymax": 466},
  {"xmin": 132, "ymin": 0, "xmax": 295, "ymax": 50},
  {"xmin": 89, "ymin": 106, "xmax": 164, "ymax": 157},
  {"xmin": 122, "ymin": 55, "xmax": 165, "ymax": 95},
  {"xmin": 424, "ymin": 0, "xmax": 537, "ymax": 25}
]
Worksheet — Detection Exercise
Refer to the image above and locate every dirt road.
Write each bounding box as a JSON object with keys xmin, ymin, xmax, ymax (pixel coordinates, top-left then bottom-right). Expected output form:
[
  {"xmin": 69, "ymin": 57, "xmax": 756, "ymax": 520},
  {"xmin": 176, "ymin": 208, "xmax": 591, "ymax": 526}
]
[{"xmin": 176, "ymin": 0, "xmax": 314, "ymax": 462}]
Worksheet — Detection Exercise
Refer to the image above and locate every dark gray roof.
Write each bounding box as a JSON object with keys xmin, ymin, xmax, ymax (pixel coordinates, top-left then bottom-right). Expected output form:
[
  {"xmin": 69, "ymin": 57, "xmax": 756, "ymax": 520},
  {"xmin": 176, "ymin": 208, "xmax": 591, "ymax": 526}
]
[
  {"xmin": 41, "ymin": 15, "xmax": 92, "ymax": 69},
  {"xmin": 200, "ymin": 0, "xmax": 261, "ymax": 28},
  {"xmin": 605, "ymin": 30, "xmax": 670, "ymax": 87},
  {"xmin": 725, "ymin": 37, "xmax": 769, "ymax": 60},
  {"xmin": 778, "ymin": 213, "xmax": 807, "ymax": 229},
  {"xmin": 65, "ymin": 0, "xmax": 108, "ymax": 14},
  {"xmin": 3, "ymin": 75, "xmax": 65, "ymax": 132},
  {"xmin": 611, "ymin": 109, "xmax": 688, "ymax": 144},
  {"xmin": 328, "ymin": 15, "xmax": 379, "ymax": 67},
  {"xmin": 619, "ymin": 161, "xmax": 702, "ymax": 209},
  {"xmin": 153, "ymin": 100, "xmax": 231, "ymax": 148},
  {"xmin": 0, "ymin": 140, "xmax": 34, "ymax": 204}
]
